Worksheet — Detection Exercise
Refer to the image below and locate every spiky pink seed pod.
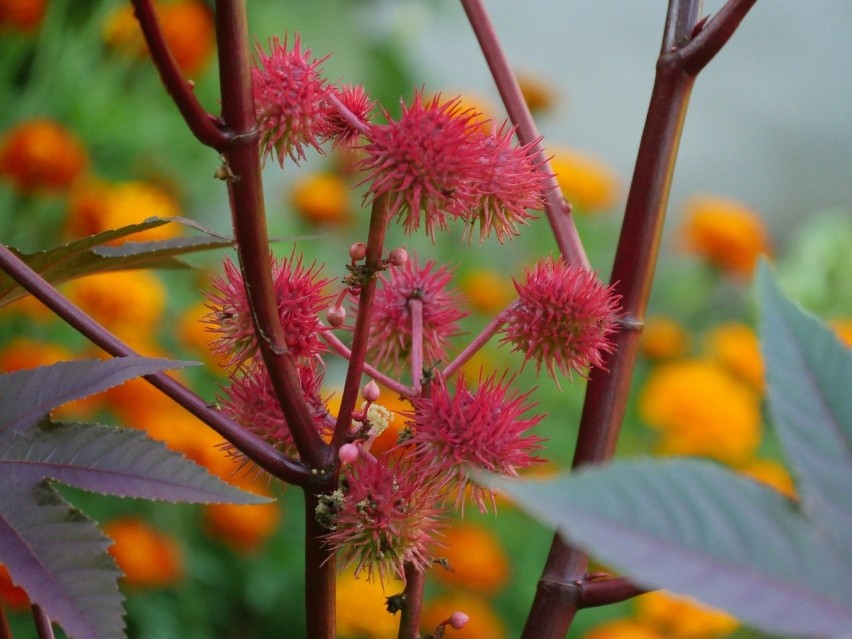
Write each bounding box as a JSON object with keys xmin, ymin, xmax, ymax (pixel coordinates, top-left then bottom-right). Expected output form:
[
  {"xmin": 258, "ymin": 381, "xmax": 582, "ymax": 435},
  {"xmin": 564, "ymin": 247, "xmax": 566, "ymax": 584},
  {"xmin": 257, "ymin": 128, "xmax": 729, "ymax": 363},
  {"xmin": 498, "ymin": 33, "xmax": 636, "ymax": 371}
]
[
  {"xmin": 387, "ymin": 247, "xmax": 408, "ymax": 267},
  {"xmin": 338, "ymin": 443, "xmax": 359, "ymax": 465},
  {"xmin": 448, "ymin": 612, "xmax": 470, "ymax": 630},
  {"xmin": 500, "ymin": 257, "xmax": 622, "ymax": 383},
  {"xmin": 348, "ymin": 242, "xmax": 367, "ymax": 261},
  {"xmin": 319, "ymin": 84, "xmax": 375, "ymax": 148},
  {"xmin": 327, "ymin": 305, "xmax": 346, "ymax": 328},
  {"xmin": 252, "ymin": 34, "xmax": 331, "ymax": 166},
  {"xmin": 362, "ymin": 380, "xmax": 380, "ymax": 402}
]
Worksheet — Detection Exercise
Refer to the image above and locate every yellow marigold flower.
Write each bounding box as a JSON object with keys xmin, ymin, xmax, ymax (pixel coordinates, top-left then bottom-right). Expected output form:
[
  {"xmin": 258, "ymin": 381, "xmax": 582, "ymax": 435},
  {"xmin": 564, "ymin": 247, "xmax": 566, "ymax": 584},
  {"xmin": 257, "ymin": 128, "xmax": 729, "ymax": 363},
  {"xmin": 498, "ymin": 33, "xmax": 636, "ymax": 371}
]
[
  {"xmin": 829, "ymin": 318, "xmax": 852, "ymax": 348},
  {"xmin": 3, "ymin": 294, "xmax": 55, "ymax": 323},
  {"xmin": 0, "ymin": 118, "xmax": 88, "ymax": 194},
  {"xmin": 421, "ymin": 591, "xmax": 506, "ymax": 639},
  {"xmin": 680, "ymin": 195, "xmax": 771, "ymax": 277},
  {"xmin": 103, "ymin": 1, "xmax": 214, "ymax": 75},
  {"xmin": 635, "ymin": 591, "xmax": 739, "ymax": 639},
  {"xmin": 640, "ymin": 316, "xmax": 690, "ymax": 360},
  {"xmin": 336, "ymin": 570, "xmax": 400, "ymax": 639},
  {"xmin": 516, "ymin": 71, "xmax": 557, "ymax": 113},
  {"xmin": 0, "ymin": 0, "xmax": 46, "ymax": 33},
  {"xmin": 638, "ymin": 359, "xmax": 761, "ymax": 464},
  {"xmin": 739, "ymin": 459, "xmax": 796, "ymax": 499},
  {"xmin": 104, "ymin": 518, "xmax": 184, "ymax": 588},
  {"xmin": 204, "ymin": 502, "xmax": 280, "ymax": 553},
  {"xmin": 583, "ymin": 619, "xmax": 666, "ymax": 639},
  {"xmin": 433, "ymin": 523, "xmax": 510, "ymax": 594},
  {"xmin": 66, "ymin": 178, "xmax": 182, "ymax": 242},
  {"xmin": 64, "ymin": 270, "xmax": 166, "ymax": 340},
  {"xmin": 289, "ymin": 171, "xmax": 352, "ymax": 226},
  {"xmin": 460, "ymin": 268, "xmax": 515, "ymax": 314},
  {"xmin": 705, "ymin": 322, "xmax": 764, "ymax": 392},
  {"xmin": 550, "ymin": 146, "xmax": 620, "ymax": 213}
]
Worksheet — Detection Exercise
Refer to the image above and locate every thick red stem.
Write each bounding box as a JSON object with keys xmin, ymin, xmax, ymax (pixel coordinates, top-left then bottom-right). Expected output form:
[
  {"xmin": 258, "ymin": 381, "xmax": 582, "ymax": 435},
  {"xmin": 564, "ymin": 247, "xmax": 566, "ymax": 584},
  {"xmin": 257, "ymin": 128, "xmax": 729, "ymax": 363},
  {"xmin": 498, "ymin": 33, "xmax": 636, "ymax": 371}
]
[{"xmin": 396, "ymin": 563, "xmax": 426, "ymax": 639}]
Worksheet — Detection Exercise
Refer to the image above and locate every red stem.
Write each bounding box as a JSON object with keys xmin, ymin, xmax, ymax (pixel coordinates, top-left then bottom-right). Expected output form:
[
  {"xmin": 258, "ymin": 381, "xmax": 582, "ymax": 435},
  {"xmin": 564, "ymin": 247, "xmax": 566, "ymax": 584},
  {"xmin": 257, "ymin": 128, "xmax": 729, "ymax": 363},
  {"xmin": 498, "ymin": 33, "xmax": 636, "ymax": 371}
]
[
  {"xmin": 578, "ymin": 576, "xmax": 648, "ymax": 609},
  {"xmin": 213, "ymin": 0, "xmax": 330, "ymax": 471},
  {"xmin": 303, "ymin": 490, "xmax": 336, "ymax": 639},
  {"xmin": 441, "ymin": 306, "xmax": 510, "ymax": 379},
  {"xmin": 409, "ymin": 299, "xmax": 424, "ymax": 393},
  {"xmin": 30, "ymin": 606, "xmax": 53, "ymax": 639},
  {"xmin": 0, "ymin": 243, "xmax": 309, "ymax": 485},
  {"xmin": 521, "ymin": 0, "xmax": 756, "ymax": 636},
  {"xmin": 331, "ymin": 195, "xmax": 391, "ymax": 451},
  {"xmin": 129, "ymin": 0, "xmax": 230, "ymax": 150},
  {"xmin": 459, "ymin": 0, "xmax": 589, "ymax": 269},
  {"xmin": 396, "ymin": 563, "xmax": 426, "ymax": 639},
  {"xmin": 321, "ymin": 330, "xmax": 414, "ymax": 398}
]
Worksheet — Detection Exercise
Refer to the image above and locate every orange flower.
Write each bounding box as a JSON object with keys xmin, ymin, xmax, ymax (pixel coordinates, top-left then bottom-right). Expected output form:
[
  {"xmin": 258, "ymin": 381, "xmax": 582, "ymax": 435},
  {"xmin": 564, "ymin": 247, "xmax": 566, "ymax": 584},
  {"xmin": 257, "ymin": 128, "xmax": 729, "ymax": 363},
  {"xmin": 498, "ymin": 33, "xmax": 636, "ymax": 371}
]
[
  {"xmin": 204, "ymin": 502, "xmax": 280, "ymax": 553},
  {"xmin": 432, "ymin": 523, "xmax": 509, "ymax": 593},
  {"xmin": 421, "ymin": 591, "xmax": 506, "ymax": 639},
  {"xmin": 103, "ymin": 1, "xmax": 214, "ymax": 76},
  {"xmin": 739, "ymin": 459, "xmax": 796, "ymax": 499},
  {"xmin": 3, "ymin": 293, "xmax": 55, "ymax": 323},
  {"xmin": 460, "ymin": 269, "xmax": 515, "ymax": 314},
  {"xmin": 177, "ymin": 301, "xmax": 229, "ymax": 370},
  {"xmin": 516, "ymin": 71, "xmax": 557, "ymax": 113},
  {"xmin": 550, "ymin": 146, "xmax": 620, "ymax": 213},
  {"xmin": 0, "ymin": 564, "xmax": 29, "ymax": 611},
  {"xmin": 290, "ymin": 171, "xmax": 352, "ymax": 226},
  {"xmin": 66, "ymin": 178, "xmax": 182, "ymax": 241},
  {"xmin": 638, "ymin": 359, "xmax": 761, "ymax": 464},
  {"xmin": 0, "ymin": 119, "xmax": 88, "ymax": 194},
  {"xmin": 829, "ymin": 318, "xmax": 852, "ymax": 348},
  {"xmin": 583, "ymin": 619, "xmax": 666, "ymax": 639},
  {"xmin": 640, "ymin": 316, "xmax": 690, "ymax": 360},
  {"xmin": 635, "ymin": 591, "xmax": 739, "ymax": 639},
  {"xmin": 680, "ymin": 195, "xmax": 771, "ymax": 277},
  {"xmin": 0, "ymin": 0, "xmax": 46, "ymax": 33},
  {"xmin": 705, "ymin": 322, "xmax": 764, "ymax": 391},
  {"xmin": 336, "ymin": 570, "xmax": 400, "ymax": 639},
  {"xmin": 104, "ymin": 518, "xmax": 184, "ymax": 588}
]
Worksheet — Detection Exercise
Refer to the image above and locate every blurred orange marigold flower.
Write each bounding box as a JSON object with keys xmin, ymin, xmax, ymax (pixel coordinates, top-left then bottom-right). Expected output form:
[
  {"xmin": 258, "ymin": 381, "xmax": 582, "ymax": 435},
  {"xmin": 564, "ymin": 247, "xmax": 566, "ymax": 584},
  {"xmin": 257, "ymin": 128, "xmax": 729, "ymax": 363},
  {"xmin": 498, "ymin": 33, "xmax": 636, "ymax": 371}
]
[
  {"xmin": 705, "ymin": 322, "xmax": 764, "ymax": 392},
  {"xmin": 739, "ymin": 458, "xmax": 796, "ymax": 499},
  {"xmin": 104, "ymin": 518, "xmax": 183, "ymax": 588},
  {"xmin": 336, "ymin": 570, "xmax": 400, "ymax": 639},
  {"xmin": 0, "ymin": 0, "xmax": 46, "ymax": 32},
  {"xmin": 640, "ymin": 316, "xmax": 690, "ymax": 361},
  {"xmin": 204, "ymin": 502, "xmax": 280, "ymax": 553},
  {"xmin": 290, "ymin": 171, "xmax": 352, "ymax": 226},
  {"xmin": 103, "ymin": 1, "xmax": 214, "ymax": 76},
  {"xmin": 550, "ymin": 146, "xmax": 620, "ymax": 213},
  {"xmin": 680, "ymin": 195, "xmax": 770, "ymax": 277},
  {"xmin": 433, "ymin": 523, "xmax": 509, "ymax": 593},
  {"xmin": 638, "ymin": 359, "xmax": 761, "ymax": 464},
  {"xmin": 421, "ymin": 591, "xmax": 506, "ymax": 639},
  {"xmin": 635, "ymin": 591, "xmax": 739, "ymax": 639},
  {"xmin": 829, "ymin": 318, "xmax": 852, "ymax": 348},
  {"xmin": 516, "ymin": 71, "xmax": 557, "ymax": 113},
  {"xmin": 66, "ymin": 178, "xmax": 182, "ymax": 242},
  {"xmin": 460, "ymin": 269, "xmax": 515, "ymax": 314},
  {"xmin": 583, "ymin": 619, "xmax": 666, "ymax": 639},
  {"xmin": 0, "ymin": 564, "xmax": 29, "ymax": 611},
  {"xmin": 0, "ymin": 118, "xmax": 88, "ymax": 194}
]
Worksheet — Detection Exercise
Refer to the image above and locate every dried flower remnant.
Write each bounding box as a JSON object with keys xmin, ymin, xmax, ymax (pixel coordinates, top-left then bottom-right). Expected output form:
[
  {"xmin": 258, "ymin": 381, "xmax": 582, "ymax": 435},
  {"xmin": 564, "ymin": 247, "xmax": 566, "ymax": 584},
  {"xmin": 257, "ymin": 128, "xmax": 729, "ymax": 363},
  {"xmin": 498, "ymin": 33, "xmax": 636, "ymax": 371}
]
[
  {"xmin": 253, "ymin": 34, "xmax": 331, "ymax": 165},
  {"xmin": 365, "ymin": 257, "xmax": 468, "ymax": 375},
  {"xmin": 360, "ymin": 92, "xmax": 485, "ymax": 239},
  {"xmin": 408, "ymin": 373, "xmax": 544, "ymax": 512},
  {"xmin": 322, "ymin": 456, "xmax": 443, "ymax": 583},
  {"xmin": 204, "ymin": 252, "xmax": 332, "ymax": 368},
  {"xmin": 501, "ymin": 257, "xmax": 621, "ymax": 383}
]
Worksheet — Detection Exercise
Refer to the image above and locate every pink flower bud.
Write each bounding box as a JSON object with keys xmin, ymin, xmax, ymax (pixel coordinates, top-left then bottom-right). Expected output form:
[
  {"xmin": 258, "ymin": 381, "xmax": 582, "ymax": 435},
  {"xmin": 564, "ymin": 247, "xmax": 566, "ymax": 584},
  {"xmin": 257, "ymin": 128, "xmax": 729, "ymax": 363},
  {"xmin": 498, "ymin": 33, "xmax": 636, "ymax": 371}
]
[
  {"xmin": 448, "ymin": 612, "xmax": 470, "ymax": 630},
  {"xmin": 387, "ymin": 247, "xmax": 408, "ymax": 267},
  {"xmin": 338, "ymin": 443, "xmax": 359, "ymax": 465},
  {"xmin": 361, "ymin": 379, "xmax": 380, "ymax": 402},
  {"xmin": 327, "ymin": 305, "xmax": 346, "ymax": 327},
  {"xmin": 349, "ymin": 242, "xmax": 367, "ymax": 261}
]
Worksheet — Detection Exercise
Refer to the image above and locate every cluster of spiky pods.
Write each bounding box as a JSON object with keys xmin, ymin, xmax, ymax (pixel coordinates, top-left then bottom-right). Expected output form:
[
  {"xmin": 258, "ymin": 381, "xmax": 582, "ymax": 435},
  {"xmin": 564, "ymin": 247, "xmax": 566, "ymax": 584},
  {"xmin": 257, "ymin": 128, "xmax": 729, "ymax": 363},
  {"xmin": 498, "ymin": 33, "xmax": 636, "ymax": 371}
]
[{"xmin": 203, "ymin": 34, "xmax": 622, "ymax": 586}]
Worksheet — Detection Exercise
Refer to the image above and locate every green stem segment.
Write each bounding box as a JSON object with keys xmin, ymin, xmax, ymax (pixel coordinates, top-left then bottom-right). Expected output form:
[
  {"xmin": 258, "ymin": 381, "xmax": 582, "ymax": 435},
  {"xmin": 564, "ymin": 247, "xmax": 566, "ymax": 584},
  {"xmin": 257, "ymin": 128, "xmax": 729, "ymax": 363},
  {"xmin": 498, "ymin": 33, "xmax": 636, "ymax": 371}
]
[{"xmin": 521, "ymin": 0, "xmax": 756, "ymax": 636}]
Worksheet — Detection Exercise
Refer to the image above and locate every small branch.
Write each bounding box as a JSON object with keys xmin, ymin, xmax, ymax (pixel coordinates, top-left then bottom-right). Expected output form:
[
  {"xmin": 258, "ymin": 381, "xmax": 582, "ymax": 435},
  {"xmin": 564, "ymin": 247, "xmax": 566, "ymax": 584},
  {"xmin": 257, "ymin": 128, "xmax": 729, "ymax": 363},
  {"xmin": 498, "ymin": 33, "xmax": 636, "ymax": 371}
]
[
  {"xmin": 331, "ymin": 195, "xmax": 391, "ymax": 451},
  {"xmin": 321, "ymin": 330, "xmax": 414, "ymax": 398},
  {"xmin": 0, "ymin": 244, "xmax": 310, "ymax": 486},
  {"xmin": 396, "ymin": 563, "xmax": 426, "ymax": 639},
  {"xmin": 441, "ymin": 307, "xmax": 510, "ymax": 379},
  {"xmin": 579, "ymin": 576, "xmax": 649, "ymax": 608},
  {"xmin": 0, "ymin": 602, "xmax": 13, "ymax": 639},
  {"xmin": 459, "ymin": 0, "xmax": 589, "ymax": 269},
  {"xmin": 130, "ymin": 0, "xmax": 231, "ymax": 150},
  {"xmin": 304, "ymin": 490, "xmax": 336, "ymax": 639},
  {"xmin": 30, "ymin": 606, "xmax": 53, "ymax": 639},
  {"xmin": 214, "ymin": 0, "xmax": 330, "ymax": 471},
  {"xmin": 680, "ymin": 0, "xmax": 758, "ymax": 74},
  {"xmin": 326, "ymin": 92, "xmax": 371, "ymax": 137},
  {"xmin": 409, "ymin": 299, "xmax": 424, "ymax": 394}
]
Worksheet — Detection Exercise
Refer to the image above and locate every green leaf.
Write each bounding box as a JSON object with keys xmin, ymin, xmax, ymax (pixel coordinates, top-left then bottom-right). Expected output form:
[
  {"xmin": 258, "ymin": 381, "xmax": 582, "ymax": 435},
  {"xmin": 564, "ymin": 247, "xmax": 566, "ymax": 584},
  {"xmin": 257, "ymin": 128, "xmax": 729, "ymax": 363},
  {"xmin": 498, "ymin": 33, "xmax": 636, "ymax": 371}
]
[
  {"xmin": 0, "ymin": 483, "xmax": 123, "ymax": 639},
  {"xmin": 758, "ymin": 261, "xmax": 852, "ymax": 551},
  {"xmin": 0, "ymin": 419, "xmax": 268, "ymax": 504},
  {"xmin": 0, "ymin": 357, "xmax": 195, "ymax": 434},
  {"xmin": 0, "ymin": 217, "xmax": 232, "ymax": 307},
  {"xmin": 493, "ymin": 459, "xmax": 852, "ymax": 637}
]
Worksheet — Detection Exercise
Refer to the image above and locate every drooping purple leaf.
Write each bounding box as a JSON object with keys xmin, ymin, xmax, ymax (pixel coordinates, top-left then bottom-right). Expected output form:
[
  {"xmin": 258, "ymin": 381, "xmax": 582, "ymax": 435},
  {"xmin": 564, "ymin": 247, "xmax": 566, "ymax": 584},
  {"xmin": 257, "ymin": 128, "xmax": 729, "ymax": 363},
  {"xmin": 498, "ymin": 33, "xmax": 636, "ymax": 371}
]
[
  {"xmin": 0, "ymin": 419, "xmax": 268, "ymax": 504},
  {"xmin": 0, "ymin": 217, "xmax": 233, "ymax": 308},
  {"xmin": 493, "ymin": 459, "xmax": 852, "ymax": 637},
  {"xmin": 0, "ymin": 357, "xmax": 195, "ymax": 434},
  {"xmin": 758, "ymin": 262, "xmax": 852, "ymax": 552},
  {"xmin": 0, "ymin": 483, "xmax": 123, "ymax": 639}
]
